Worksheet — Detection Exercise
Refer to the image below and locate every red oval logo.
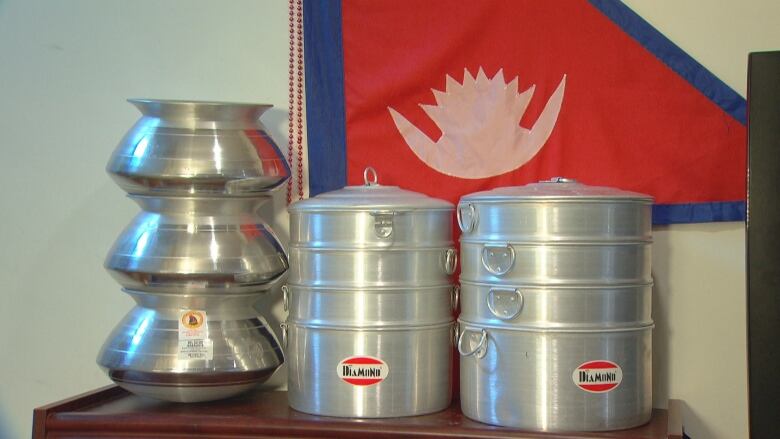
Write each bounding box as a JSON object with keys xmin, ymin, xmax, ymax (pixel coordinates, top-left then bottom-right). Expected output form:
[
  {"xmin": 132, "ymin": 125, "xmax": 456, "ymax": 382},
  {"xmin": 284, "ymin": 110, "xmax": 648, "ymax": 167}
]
[
  {"xmin": 337, "ymin": 356, "xmax": 389, "ymax": 386},
  {"xmin": 572, "ymin": 360, "xmax": 623, "ymax": 393}
]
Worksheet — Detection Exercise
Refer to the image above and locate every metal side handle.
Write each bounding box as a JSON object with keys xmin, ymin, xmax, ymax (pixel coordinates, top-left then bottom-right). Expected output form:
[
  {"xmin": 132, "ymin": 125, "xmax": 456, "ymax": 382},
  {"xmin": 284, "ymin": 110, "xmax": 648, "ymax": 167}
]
[
  {"xmin": 457, "ymin": 203, "xmax": 477, "ymax": 233},
  {"xmin": 279, "ymin": 322, "xmax": 288, "ymax": 349},
  {"xmin": 481, "ymin": 243, "xmax": 515, "ymax": 276},
  {"xmin": 444, "ymin": 248, "xmax": 458, "ymax": 275},
  {"xmin": 457, "ymin": 327, "xmax": 488, "ymax": 359},
  {"xmin": 370, "ymin": 210, "xmax": 395, "ymax": 239},
  {"xmin": 487, "ymin": 288, "xmax": 524, "ymax": 320},
  {"xmin": 451, "ymin": 285, "xmax": 460, "ymax": 312},
  {"xmin": 451, "ymin": 324, "xmax": 459, "ymax": 347},
  {"xmin": 281, "ymin": 285, "xmax": 290, "ymax": 312}
]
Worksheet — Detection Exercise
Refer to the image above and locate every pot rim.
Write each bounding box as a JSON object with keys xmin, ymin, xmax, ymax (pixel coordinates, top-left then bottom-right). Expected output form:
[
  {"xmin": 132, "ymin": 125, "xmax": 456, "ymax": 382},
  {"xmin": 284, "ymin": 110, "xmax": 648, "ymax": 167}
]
[
  {"xmin": 284, "ymin": 320, "xmax": 455, "ymax": 331},
  {"xmin": 458, "ymin": 197, "xmax": 653, "ymax": 204},
  {"xmin": 129, "ymin": 98, "xmax": 273, "ymax": 108},
  {"xmin": 289, "ymin": 244, "xmax": 455, "ymax": 251},
  {"xmin": 460, "ymin": 238, "xmax": 653, "ymax": 245},
  {"xmin": 458, "ymin": 318, "xmax": 654, "ymax": 333},
  {"xmin": 284, "ymin": 283, "xmax": 455, "ymax": 292},
  {"xmin": 458, "ymin": 279, "xmax": 654, "ymax": 289}
]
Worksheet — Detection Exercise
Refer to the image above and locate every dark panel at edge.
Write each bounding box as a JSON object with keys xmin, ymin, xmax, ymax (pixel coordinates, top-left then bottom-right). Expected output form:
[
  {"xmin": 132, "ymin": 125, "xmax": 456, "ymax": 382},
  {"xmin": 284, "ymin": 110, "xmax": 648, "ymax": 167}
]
[{"xmin": 747, "ymin": 50, "xmax": 780, "ymax": 439}]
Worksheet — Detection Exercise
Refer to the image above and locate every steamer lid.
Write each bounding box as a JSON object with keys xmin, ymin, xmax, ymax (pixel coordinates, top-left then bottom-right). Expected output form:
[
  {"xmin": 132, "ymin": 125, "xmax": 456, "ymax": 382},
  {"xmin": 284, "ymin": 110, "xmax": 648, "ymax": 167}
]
[
  {"xmin": 289, "ymin": 167, "xmax": 453, "ymax": 212},
  {"xmin": 460, "ymin": 177, "xmax": 653, "ymax": 203}
]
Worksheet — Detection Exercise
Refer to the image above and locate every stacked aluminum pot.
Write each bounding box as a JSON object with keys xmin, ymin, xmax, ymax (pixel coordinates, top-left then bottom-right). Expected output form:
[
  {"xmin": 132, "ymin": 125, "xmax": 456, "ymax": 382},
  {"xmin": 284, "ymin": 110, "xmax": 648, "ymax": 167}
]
[
  {"xmin": 284, "ymin": 168, "xmax": 458, "ymax": 417},
  {"xmin": 97, "ymin": 99, "xmax": 289, "ymax": 402},
  {"xmin": 457, "ymin": 177, "xmax": 653, "ymax": 431}
]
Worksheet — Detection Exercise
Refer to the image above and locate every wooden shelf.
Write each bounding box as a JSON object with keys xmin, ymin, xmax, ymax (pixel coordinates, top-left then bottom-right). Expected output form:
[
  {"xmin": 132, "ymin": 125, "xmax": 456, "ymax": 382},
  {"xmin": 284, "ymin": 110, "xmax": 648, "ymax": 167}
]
[{"xmin": 34, "ymin": 386, "xmax": 678, "ymax": 438}]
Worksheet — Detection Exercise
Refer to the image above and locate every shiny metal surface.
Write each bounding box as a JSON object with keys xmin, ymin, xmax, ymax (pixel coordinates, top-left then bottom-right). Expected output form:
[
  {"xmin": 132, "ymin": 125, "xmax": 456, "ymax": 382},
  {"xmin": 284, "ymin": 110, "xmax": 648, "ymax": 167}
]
[
  {"xmin": 459, "ymin": 178, "xmax": 652, "ymax": 202},
  {"xmin": 285, "ymin": 170, "xmax": 455, "ymax": 417},
  {"xmin": 288, "ymin": 169, "xmax": 453, "ymax": 212},
  {"xmin": 107, "ymin": 99, "xmax": 290, "ymax": 195},
  {"xmin": 288, "ymin": 246, "xmax": 456, "ymax": 288},
  {"xmin": 457, "ymin": 179, "xmax": 651, "ymax": 242},
  {"xmin": 124, "ymin": 289, "xmax": 263, "ymax": 314},
  {"xmin": 285, "ymin": 321, "xmax": 454, "ymax": 417},
  {"xmin": 289, "ymin": 210, "xmax": 453, "ymax": 248},
  {"xmin": 459, "ymin": 280, "xmax": 652, "ymax": 328},
  {"xmin": 285, "ymin": 284, "xmax": 457, "ymax": 327},
  {"xmin": 106, "ymin": 196, "xmax": 288, "ymax": 293},
  {"xmin": 97, "ymin": 296, "xmax": 284, "ymax": 403},
  {"xmin": 460, "ymin": 241, "xmax": 651, "ymax": 285},
  {"xmin": 458, "ymin": 200, "xmax": 652, "ymax": 242},
  {"xmin": 457, "ymin": 179, "xmax": 653, "ymax": 431},
  {"xmin": 458, "ymin": 320, "xmax": 652, "ymax": 431},
  {"xmin": 288, "ymin": 170, "xmax": 453, "ymax": 248}
]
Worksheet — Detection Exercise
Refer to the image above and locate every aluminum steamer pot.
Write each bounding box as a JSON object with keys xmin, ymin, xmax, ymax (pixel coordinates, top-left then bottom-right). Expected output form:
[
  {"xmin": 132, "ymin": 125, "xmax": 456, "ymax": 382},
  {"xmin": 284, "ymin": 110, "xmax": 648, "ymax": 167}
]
[
  {"xmin": 458, "ymin": 320, "xmax": 652, "ymax": 431},
  {"xmin": 284, "ymin": 321, "xmax": 455, "ymax": 418},
  {"xmin": 459, "ymin": 280, "xmax": 652, "ymax": 328},
  {"xmin": 285, "ymin": 168, "xmax": 456, "ymax": 417},
  {"xmin": 284, "ymin": 284, "xmax": 459, "ymax": 327},
  {"xmin": 456, "ymin": 179, "xmax": 652, "ymax": 242},
  {"xmin": 460, "ymin": 241, "xmax": 651, "ymax": 285},
  {"xmin": 107, "ymin": 99, "xmax": 290, "ymax": 195},
  {"xmin": 457, "ymin": 178, "xmax": 653, "ymax": 431},
  {"xmin": 98, "ymin": 292, "xmax": 284, "ymax": 402},
  {"xmin": 287, "ymin": 168, "xmax": 456, "ymax": 289}
]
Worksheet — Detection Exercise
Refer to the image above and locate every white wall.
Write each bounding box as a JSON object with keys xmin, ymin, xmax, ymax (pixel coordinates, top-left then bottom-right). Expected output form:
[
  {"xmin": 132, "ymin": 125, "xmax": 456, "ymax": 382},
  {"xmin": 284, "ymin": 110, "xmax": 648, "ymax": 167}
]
[
  {"xmin": 0, "ymin": 2, "xmax": 291, "ymax": 438},
  {"xmin": 620, "ymin": 3, "xmax": 780, "ymax": 437},
  {"xmin": 0, "ymin": 1, "xmax": 776, "ymax": 438}
]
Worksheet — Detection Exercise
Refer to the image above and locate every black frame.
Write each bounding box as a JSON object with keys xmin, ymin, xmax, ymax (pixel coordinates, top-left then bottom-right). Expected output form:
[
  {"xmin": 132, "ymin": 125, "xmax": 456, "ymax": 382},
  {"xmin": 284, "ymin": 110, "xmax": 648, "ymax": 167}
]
[{"xmin": 746, "ymin": 50, "xmax": 780, "ymax": 439}]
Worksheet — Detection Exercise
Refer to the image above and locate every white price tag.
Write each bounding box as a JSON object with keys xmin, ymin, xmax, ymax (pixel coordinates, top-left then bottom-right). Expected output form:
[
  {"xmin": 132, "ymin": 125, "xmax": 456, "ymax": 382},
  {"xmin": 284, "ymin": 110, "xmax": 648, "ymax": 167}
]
[
  {"xmin": 178, "ymin": 339, "xmax": 214, "ymax": 361},
  {"xmin": 177, "ymin": 310, "xmax": 212, "ymax": 360}
]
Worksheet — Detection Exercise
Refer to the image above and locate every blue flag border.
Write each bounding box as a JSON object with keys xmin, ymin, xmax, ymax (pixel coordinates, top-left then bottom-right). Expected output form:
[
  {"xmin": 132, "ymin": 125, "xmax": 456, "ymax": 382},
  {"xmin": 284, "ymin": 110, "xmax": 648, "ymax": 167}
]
[{"xmin": 303, "ymin": 0, "xmax": 747, "ymax": 224}]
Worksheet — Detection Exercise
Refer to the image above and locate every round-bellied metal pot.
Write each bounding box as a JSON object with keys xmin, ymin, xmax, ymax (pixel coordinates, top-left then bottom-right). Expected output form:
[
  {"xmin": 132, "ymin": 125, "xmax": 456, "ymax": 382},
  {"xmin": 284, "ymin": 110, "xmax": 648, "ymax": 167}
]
[
  {"xmin": 97, "ymin": 292, "xmax": 284, "ymax": 402},
  {"xmin": 458, "ymin": 320, "xmax": 652, "ymax": 431},
  {"xmin": 283, "ymin": 320, "xmax": 455, "ymax": 418},
  {"xmin": 283, "ymin": 284, "xmax": 458, "ymax": 327},
  {"xmin": 107, "ymin": 99, "xmax": 290, "ymax": 196},
  {"xmin": 105, "ymin": 195, "xmax": 288, "ymax": 293}
]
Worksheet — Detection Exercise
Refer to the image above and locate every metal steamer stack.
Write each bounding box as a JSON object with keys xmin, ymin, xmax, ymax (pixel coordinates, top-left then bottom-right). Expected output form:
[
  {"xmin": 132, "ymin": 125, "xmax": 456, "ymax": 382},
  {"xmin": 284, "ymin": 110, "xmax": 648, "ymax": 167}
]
[
  {"xmin": 457, "ymin": 178, "xmax": 654, "ymax": 431},
  {"xmin": 97, "ymin": 99, "xmax": 289, "ymax": 402},
  {"xmin": 284, "ymin": 168, "xmax": 458, "ymax": 417}
]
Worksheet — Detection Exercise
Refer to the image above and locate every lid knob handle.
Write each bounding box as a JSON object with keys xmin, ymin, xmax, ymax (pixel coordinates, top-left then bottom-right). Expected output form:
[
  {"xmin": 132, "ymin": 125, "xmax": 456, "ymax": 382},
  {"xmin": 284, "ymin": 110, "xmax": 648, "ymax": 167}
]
[
  {"xmin": 363, "ymin": 167, "xmax": 379, "ymax": 186},
  {"xmin": 545, "ymin": 176, "xmax": 577, "ymax": 183}
]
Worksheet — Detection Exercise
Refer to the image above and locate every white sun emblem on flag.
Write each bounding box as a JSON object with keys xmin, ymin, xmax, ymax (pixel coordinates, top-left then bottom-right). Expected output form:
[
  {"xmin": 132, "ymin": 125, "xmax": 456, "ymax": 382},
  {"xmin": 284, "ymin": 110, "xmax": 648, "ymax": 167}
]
[{"xmin": 388, "ymin": 68, "xmax": 566, "ymax": 179}]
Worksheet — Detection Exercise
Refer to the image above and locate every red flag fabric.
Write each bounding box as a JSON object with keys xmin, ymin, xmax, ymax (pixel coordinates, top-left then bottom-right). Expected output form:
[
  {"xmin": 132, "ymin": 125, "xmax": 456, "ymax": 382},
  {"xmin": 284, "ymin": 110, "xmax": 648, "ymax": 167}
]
[{"xmin": 304, "ymin": 0, "xmax": 747, "ymax": 224}]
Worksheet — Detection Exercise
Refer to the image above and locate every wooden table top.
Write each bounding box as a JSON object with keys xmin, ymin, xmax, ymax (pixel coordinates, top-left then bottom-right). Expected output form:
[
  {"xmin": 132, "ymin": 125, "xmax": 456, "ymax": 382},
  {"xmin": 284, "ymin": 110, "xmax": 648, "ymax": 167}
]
[{"xmin": 33, "ymin": 386, "xmax": 677, "ymax": 438}]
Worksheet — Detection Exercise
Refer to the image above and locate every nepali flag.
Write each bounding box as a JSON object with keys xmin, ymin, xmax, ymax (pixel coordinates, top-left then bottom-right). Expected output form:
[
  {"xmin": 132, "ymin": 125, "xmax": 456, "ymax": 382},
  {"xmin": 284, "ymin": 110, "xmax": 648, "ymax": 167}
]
[{"xmin": 302, "ymin": 0, "xmax": 746, "ymax": 224}]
